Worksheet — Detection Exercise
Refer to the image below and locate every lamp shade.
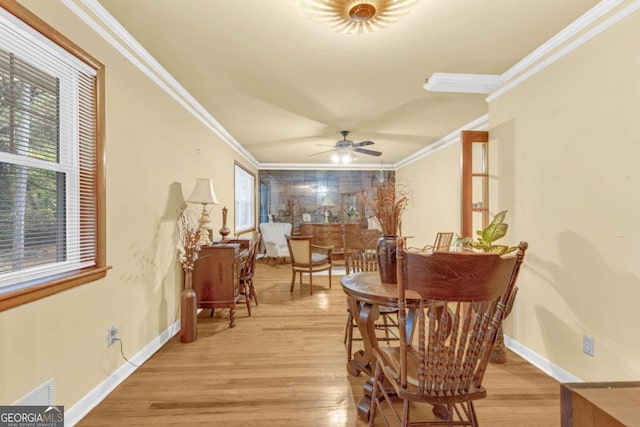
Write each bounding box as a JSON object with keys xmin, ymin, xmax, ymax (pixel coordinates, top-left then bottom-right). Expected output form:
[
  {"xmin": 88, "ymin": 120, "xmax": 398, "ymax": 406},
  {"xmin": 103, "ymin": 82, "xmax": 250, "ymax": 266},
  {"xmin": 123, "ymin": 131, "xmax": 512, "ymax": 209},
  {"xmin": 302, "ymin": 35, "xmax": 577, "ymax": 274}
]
[
  {"xmin": 187, "ymin": 178, "xmax": 220, "ymax": 205},
  {"xmin": 320, "ymin": 196, "xmax": 335, "ymax": 207}
]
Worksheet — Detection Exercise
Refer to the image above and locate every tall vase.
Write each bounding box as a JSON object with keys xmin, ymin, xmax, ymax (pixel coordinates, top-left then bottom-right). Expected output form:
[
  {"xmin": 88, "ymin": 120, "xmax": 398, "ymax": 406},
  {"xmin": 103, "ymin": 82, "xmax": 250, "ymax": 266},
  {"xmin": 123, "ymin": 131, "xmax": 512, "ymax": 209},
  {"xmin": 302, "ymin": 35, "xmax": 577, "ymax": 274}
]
[
  {"xmin": 219, "ymin": 206, "xmax": 231, "ymax": 240},
  {"xmin": 377, "ymin": 235, "xmax": 398, "ymax": 284},
  {"xmin": 180, "ymin": 269, "xmax": 197, "ymax": 343}
]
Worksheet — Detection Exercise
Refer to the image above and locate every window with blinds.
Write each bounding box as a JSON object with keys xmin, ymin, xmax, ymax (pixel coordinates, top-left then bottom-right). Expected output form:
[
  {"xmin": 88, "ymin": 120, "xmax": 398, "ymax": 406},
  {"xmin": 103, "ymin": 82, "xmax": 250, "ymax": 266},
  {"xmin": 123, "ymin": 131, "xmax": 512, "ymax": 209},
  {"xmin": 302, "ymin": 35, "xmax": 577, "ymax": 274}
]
[
  {"xmin": 0, "ymin": 4, "xmax": 105, "ymax": 301},
  {"xmin": 234, "ymin": 163, "xmax": 255, "ymax": 234}
]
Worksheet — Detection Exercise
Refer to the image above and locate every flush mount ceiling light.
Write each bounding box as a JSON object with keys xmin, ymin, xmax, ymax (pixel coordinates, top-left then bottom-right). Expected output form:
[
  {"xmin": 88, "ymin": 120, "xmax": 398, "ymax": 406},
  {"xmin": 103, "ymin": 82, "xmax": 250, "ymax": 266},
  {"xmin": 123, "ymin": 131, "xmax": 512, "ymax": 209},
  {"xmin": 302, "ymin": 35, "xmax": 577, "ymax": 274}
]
[{"xmin": 301, "ymin": 0, "xmax": 417, "ymax": 35}]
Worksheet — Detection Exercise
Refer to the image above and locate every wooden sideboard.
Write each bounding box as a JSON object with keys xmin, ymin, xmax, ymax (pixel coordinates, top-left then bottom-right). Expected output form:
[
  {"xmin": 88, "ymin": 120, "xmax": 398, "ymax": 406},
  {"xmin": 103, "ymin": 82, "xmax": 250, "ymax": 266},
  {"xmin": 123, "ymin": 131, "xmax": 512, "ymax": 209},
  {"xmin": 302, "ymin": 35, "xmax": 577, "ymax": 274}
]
[
  {"xmin": 300, "ymin": 223, "xmax": 368, "ymax": 272},
  {"xmin": 191, "ymin": 243, "xmax": 247, "ymax": 327}
]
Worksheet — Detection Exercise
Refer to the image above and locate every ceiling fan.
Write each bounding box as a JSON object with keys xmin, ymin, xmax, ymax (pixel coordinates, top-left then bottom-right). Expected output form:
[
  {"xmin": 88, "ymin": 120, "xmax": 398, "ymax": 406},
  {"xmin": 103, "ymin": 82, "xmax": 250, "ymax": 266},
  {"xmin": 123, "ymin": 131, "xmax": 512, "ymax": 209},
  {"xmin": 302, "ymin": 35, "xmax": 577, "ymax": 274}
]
[{"xmin": 310, "ymin": 130, "xmax": 382, "ymax": 163}]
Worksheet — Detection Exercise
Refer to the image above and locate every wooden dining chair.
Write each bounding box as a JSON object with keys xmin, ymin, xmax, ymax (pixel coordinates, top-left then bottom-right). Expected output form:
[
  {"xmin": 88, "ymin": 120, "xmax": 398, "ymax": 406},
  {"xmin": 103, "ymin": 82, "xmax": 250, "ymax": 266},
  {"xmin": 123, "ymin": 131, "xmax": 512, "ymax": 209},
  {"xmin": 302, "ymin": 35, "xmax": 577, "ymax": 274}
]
[
  {"xmin": 238, "ymin": 233, "xmax": 261, "ymax": 316},
  {"xmin": 369, "ymin": 239, "xmax": 528, "ymax": 427},
  {"xmin": 285, "ymin": 235, "xmax": 333, "ymax": 295},
  {"xmin": 342, "ymin": 228, "xmax": 399, "ymax": 361},
  {"xmin": 421, "ymin": 231, "xmax": 455, "ymax": 252}
]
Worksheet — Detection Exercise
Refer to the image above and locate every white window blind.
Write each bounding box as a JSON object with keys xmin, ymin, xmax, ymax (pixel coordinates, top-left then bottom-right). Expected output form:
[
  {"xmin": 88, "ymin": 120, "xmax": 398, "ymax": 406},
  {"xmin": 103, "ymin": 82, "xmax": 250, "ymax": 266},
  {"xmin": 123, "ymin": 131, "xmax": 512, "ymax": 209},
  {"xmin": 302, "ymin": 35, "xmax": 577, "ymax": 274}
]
[
  {"xmin": 0, "ymin": 8, "xmax": 98, "ymax": 288},
  {"xmin": 234, "ymin": 163, "xmax": 255, "ymax": 233}
]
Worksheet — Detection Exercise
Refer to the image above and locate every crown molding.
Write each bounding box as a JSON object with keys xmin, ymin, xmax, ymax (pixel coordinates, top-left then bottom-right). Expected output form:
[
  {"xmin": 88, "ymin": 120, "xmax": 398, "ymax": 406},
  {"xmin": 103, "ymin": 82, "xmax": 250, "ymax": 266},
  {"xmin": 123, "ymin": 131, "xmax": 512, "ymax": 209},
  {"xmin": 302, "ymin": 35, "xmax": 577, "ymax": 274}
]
[
  {"xmin": 501, "ymin": 0, "xmax": 624, "ymax": 83},
  {"xmin": 393, "ymin": 114, "xmax": 489, "ymax": 170},
  {"xmin": 488, "ymin": 0, "xmax": 636, "ymax": 102},
  {"xmin": 62, "ymin": 0, "xmax": 259, "ymax": 168},
  {"xmin": 258, "ymin": 162, "xmax": 393, "ymax": 171},
  {"xmin": 424, "ymin": 73, "xmax": 502, "ymax": 94}
]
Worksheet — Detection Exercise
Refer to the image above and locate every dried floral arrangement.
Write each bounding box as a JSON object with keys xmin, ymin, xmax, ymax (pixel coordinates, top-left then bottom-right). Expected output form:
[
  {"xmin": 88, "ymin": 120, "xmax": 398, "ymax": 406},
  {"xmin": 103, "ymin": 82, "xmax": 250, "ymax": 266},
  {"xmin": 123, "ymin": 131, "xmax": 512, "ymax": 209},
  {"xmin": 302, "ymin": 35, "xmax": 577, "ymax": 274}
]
[
  {"xmin": 359, "ymin": 176, "xmax": 410, "ymax": 236},
  {"xmin": 176, "ymin": 204, "xmax": 203, "ymax": 271}
]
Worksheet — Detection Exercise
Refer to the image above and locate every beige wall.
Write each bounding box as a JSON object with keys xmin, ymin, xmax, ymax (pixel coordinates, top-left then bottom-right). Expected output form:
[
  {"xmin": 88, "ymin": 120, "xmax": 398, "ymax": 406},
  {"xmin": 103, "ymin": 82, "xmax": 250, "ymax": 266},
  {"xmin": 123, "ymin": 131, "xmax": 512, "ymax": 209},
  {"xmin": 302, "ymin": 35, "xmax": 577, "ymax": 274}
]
[
  {"xmin": 0, "ymin": 0, "xmax": 257, "ymax": 408},
  {"xmin": 396, "ymin": 144, "xmax": 461, "ymax": 249},
  {"xmin": 489, "ymin": 7, "xmax": 640, "ymax": 380},
  {"xmin": 399, "ymin": 6, "xmax": 640, "ymax": 382}
]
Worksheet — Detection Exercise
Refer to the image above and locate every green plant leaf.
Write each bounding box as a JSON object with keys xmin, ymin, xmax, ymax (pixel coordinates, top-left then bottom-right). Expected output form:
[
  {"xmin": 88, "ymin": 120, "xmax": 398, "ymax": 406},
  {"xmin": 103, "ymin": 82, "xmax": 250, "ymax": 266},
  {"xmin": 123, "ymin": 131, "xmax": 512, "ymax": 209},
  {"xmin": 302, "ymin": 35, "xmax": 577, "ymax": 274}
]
[
  {"xmin": 480, "ymin": 210, "xmax": 508, "ymax": 244},
  {"xmin": 455, "ymin": 210, "xmax": 518, "ymax": 254},
  {"xmin": 471, "ymin": 239, "xmax": 489, "ymax": 251},
  {"xmin": 492, "ymin": 210, "xmax": 507, "ymax": 224},
  {"xmin": 484, "ymin": 244, "xmax": 516, "ymax": 255}
]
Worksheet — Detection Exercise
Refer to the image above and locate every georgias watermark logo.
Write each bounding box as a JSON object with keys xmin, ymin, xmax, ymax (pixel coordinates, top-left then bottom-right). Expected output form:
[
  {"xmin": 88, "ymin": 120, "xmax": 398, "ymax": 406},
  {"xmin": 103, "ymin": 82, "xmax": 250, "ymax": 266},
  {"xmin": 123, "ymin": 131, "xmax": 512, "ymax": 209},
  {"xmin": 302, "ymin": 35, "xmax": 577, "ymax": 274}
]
[{"xmin": 0, "ymin": 405, "xmax": 64, "ymax": 427}]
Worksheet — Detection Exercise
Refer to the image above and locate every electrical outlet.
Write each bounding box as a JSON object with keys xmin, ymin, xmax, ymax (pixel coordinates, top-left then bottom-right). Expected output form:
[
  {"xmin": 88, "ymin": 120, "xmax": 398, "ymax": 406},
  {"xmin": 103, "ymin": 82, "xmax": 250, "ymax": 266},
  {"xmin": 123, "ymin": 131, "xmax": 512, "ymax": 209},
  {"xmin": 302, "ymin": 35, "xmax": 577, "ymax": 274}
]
[
  {"xmin": 107, "ymin": 326, "xmax": 118, "ymax": 346},
  {"xmin": 582, "ymin": 334, "xmax": 595, "ymax": 357}
]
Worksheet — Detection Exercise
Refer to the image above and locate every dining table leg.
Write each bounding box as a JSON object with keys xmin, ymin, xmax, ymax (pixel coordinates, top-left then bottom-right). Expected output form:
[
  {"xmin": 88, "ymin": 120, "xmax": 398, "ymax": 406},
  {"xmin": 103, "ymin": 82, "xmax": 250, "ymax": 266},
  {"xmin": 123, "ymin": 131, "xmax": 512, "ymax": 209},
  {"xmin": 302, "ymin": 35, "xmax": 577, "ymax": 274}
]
[
  {"xmin": 346, "ymin": 296, "xmax": 379, "ymax": 378},
  {"xmin": 346, "ymin": 295, "xmax": 417, "ymax": 422}
]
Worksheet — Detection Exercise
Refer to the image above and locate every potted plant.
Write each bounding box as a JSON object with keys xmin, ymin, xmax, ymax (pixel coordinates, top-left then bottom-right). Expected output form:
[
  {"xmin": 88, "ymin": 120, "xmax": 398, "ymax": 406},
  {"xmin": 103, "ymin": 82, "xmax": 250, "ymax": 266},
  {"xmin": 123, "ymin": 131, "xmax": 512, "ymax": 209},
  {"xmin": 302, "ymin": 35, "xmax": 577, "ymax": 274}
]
[
  {"xmin": 454, "ymin": 209, "xmax": 520, "ymax": 364},
  {"xmin": 360, "ymin": 176, "xmax": 410, "ymax": 283},
  {"xmin": 455, "ymin": 210, "xmax": 517, "ymax": 255}
]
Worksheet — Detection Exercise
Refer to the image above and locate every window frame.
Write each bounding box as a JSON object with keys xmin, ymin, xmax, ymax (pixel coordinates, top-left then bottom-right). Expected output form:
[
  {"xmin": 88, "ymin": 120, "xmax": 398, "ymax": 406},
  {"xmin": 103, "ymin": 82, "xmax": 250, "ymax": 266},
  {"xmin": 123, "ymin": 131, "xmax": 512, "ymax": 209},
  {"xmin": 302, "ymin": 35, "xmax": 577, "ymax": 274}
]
[
  {"xmin": 0, "ymin": 0, "xmax": 108, "ymax": 312},
  {"xmin": 234, "ymin": 162, "xmax": 255, "ymax": 235}
]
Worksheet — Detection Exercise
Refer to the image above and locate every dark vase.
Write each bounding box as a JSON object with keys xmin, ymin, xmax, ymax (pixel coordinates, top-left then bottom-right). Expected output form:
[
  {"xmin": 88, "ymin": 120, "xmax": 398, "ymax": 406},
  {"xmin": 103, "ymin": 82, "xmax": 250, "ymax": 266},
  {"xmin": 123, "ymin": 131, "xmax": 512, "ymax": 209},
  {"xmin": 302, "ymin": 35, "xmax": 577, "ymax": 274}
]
[
  {"xmin": 377, "ymin": 235, "xmax": 398, "ymax": 284},
  {"xmin": 180, "ymin": 270, "xmax": 197, "ymax": 343}
]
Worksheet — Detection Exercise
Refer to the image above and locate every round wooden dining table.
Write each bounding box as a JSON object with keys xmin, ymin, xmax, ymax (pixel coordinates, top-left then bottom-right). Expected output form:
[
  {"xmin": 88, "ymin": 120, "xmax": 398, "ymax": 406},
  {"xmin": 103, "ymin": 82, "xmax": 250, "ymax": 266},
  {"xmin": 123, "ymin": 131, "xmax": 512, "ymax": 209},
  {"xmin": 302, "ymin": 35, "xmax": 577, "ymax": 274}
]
[{"xmin": 341, "ymin": 272, "xmax": 421, "ymax": 421}]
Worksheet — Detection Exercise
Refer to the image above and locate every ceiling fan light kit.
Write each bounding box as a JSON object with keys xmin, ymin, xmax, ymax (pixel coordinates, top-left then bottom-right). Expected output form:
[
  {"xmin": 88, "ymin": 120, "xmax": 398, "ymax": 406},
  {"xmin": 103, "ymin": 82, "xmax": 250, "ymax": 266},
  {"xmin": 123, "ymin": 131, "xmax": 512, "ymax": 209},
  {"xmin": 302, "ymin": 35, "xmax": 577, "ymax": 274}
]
[
  {"xmin": 332, "ymin": 151, "xmax": 356, "ymax": 163},
  {"xmin": 311, "ymin": 130, "xmax": 382, "ymax": 163},
  {"xmin": 301, "ymin": 0, "xmax": 417, "ymax": 35}
]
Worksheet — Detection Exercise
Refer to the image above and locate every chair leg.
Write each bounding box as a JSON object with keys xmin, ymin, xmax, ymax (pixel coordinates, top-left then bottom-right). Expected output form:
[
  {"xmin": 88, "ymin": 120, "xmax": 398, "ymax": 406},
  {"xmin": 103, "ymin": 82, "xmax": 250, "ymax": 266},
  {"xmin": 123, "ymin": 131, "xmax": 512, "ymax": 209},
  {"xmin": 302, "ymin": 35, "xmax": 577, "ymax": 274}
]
[
  {"xmin": 344, "ymin": 310, "xmax": 353, "ymax": 361},
  {"xmin": 468, "ymin": 401, "xmax": 479, "ymax": 427},
  {"xmin": 344, "ymin": 310, "xmax": 351, "ymax": 344},
  {"xmin": 242, "ymin": 281, "xmax": 251, "ymax": 317},
  {"xmin": 290, "ymin": 270, "xmax": 296, "ymax": 292},
  {"xmin": 245, "ymin": 297, "xmax": 251, "ymax": 316},
  {"xmin": 368, "ymin": 361, "xmax": 382, "ymax": 427},
  {"xmin": 249, "ymin": 279, "xmax": 258, "ymax": 305},
  {"xmin": 402, "ymin": 399, "xmax": 410, "ymax": 427},
  {"xmin": 309, "ymin": 270, "xmax": 313, "ymax": 295},
  {"xmin": 382, "ymin": 314, "xmax": 390, "ymax": 342}
]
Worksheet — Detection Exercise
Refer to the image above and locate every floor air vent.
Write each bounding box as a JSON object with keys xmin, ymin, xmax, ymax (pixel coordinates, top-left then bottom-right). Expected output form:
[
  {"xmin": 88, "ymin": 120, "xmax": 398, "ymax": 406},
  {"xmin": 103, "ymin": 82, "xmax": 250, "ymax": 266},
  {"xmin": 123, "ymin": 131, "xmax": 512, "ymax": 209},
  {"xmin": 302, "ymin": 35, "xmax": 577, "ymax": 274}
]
[{"xmin": 14, "ymin": 379, "xmax": 54, "ymax": 405}]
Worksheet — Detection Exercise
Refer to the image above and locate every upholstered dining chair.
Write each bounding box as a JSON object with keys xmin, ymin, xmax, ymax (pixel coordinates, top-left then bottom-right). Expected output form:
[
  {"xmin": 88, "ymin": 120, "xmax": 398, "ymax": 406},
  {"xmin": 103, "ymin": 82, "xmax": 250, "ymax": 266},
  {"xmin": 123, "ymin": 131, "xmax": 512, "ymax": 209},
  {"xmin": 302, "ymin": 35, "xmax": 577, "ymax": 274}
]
[
  {"xmin": 369, "ymin": 239, "xmax": 528, "ymax": 427},
  {"xmin": 285, "ymin": 235, "xmax": 333, "ymax": 295}
]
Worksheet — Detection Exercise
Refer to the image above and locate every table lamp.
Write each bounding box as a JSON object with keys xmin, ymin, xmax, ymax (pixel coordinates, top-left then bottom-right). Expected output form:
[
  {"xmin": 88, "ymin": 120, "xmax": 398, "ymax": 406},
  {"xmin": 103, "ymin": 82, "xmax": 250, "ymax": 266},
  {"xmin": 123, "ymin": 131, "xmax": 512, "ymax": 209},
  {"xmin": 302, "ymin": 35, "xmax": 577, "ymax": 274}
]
[
  {"xmin": 320, "ymin": 195, "xmax": 334, "ymax": 224},
  {"xmin": 187, "ymin": 178, "xmax": 220, "ymax": 246}
]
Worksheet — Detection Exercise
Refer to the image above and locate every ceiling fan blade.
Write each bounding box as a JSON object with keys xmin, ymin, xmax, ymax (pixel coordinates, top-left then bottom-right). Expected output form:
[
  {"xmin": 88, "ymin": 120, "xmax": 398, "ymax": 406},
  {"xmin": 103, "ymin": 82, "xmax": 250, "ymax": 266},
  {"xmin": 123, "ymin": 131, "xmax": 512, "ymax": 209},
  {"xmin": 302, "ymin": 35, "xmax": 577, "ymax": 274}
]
[
  {"xmin": 316, "ymin": 144, "xmax": 338, "ymax": 148},
  {"xmin": 354, "ymin": 148, "xmax": 382, "ymax": 156},
  {"xmin": 353, "ymin": 140, "xmax": 374, "ymax": 147},
  {"xmin": 309, "ymin": 149, "xmax": 337, "ymax": 157}
]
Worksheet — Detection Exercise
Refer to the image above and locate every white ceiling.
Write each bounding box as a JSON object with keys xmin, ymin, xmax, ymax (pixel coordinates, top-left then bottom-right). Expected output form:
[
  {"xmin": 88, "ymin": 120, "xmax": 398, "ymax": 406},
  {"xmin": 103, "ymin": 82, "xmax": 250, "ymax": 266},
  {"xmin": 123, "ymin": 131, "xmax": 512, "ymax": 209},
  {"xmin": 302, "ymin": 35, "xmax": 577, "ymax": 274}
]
[{"xmin": 97, "ymin": 0, "xmax": 600, "ymax": 168}]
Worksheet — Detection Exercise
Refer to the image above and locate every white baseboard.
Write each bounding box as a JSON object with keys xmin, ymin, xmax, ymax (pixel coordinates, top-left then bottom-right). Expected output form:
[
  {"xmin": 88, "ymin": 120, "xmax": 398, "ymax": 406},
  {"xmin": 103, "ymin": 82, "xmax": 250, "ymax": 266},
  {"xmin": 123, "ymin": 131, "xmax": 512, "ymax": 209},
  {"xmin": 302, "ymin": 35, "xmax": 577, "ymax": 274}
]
[
  {"xmin": 505, "ymin": 335, "xmax": 583, "ymax": 384},
  {"xmin": 65, "ymin": 321, "xmax": 180, "ymax": 426}
]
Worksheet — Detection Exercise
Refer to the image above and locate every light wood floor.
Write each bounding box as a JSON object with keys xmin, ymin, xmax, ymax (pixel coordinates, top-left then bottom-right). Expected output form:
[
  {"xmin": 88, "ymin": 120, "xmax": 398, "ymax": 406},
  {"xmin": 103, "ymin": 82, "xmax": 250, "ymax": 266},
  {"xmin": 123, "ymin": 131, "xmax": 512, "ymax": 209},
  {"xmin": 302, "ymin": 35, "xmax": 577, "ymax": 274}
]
[{"xmin": 78, "ymin": 261, "xmax": 561, "ymax": 426}]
